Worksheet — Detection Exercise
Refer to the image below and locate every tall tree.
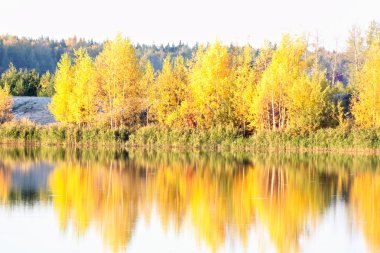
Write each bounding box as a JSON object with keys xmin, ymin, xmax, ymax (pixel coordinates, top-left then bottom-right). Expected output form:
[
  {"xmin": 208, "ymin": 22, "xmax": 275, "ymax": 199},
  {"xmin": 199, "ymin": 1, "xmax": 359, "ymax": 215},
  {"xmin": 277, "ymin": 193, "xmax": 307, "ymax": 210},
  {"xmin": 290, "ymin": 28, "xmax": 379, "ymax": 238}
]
[
  {"xmin": 287, "ymin": 72, "xmax": 331, "ymax": 132},
  {"xmin": 231, "ymin": 44, "xmax": 255, "ymax": 134},
  {"xmin": 0, "ymin": 85, "xmax": 12, "ymax": 123},
  {"xmin": 50, "ymin": 53, "xmax": 74, "ymax": 123},
  {"xmin": 140, "ymin": 60, "xmax": 155, "ymax": 125},
  {"xmin": 188, "ymin": 42, "xmax": 233, "ymax": 128},
  {"xmin": 352, "ymin": 42, "xmax": 380, "ymax": 128},
  {"xmin": 252, "ymin": 41, "xmax": 274, "ymax": 83},
  {"xmin": 250, "ymin": 35, "xmax": 307, "ymax": 130},
  {"xmin": 95, "ymin": 34, "xmax": 143, "ymax": 128},
  {"xmin": 151, "ymin": 55, "xmax": 188, "ymax": 127},
  {"xmin": 70, "ymin": 49, "xmax": 97, "ymax": 125},
  {"xmin": 346, "ymin": 26, "xmax": 365, "ymax": 85},
  {"xmin": 366, "ymin": 20, "xmax": 380, "ymax": 46}
]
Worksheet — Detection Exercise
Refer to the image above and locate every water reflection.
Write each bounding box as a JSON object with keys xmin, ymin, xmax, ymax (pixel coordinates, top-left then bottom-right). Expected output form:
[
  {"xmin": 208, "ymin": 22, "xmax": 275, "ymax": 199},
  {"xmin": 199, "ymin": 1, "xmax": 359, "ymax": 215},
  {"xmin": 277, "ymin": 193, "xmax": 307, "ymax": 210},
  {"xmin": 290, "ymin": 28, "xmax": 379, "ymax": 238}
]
[
  {"xmin": 351, "ymin": 173, "xmax": 380, "ymax": 252},
  {"xmin": 0, "ymin": 147, "xmax": 380, "ymax": 252}
]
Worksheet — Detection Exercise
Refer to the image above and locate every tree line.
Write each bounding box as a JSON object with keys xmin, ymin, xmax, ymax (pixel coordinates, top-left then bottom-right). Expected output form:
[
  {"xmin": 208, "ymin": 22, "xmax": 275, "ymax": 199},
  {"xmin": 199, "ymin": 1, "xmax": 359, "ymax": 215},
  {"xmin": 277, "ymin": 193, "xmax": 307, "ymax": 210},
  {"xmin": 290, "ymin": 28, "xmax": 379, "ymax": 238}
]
[
  {"xmin": 1, "ymin": 21, "xmax": 380, "ymax": 133},
  {"xmin": 0, "ymin": 64, "xmax": 54, "ymax": 96},
  {"xmin": 0, "ymin": 35, "xmax": 192, "ymax": 74},
  {"xmin": 0, "ymin": 35, "xmax": 192, "ymax": 97},
  {"xmin": 46, "ymin": 21, "xmax": 380, "ymax": 133},
  {"xmin": 49, "ymin": 34, "xmax": 336, "ymax": 132}
]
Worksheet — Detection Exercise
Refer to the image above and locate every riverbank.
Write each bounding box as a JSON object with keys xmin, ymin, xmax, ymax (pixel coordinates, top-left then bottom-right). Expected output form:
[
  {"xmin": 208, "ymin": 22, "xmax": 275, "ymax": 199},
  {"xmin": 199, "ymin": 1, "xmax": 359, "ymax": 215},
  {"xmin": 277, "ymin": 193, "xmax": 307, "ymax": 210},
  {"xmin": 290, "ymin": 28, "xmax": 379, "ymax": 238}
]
[
  {"xmin": 0, "ymin": 120, "xmax": 129, "ymax": 146},
  {"xmin": 128, "ymin": 125, "xmax": 380, "ymax": 154},
  {"xmin": 3, "ymin": 121, "xmax": 380, "ymax": 153}
]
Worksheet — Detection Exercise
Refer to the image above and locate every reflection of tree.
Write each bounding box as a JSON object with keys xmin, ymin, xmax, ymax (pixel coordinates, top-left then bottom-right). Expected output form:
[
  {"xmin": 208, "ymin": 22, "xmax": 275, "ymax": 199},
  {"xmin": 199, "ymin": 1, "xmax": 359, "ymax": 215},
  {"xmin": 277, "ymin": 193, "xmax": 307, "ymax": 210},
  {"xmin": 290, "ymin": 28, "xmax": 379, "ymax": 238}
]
[
  {"xmin": 153, "ymin": 166, "xmax": 191, "ymax": 232},
  {"xmin": 47, "ymin": 152, "xmax": 340, "ymax": 253},
  {"xmin": 351, "ymin": 173, "xmax": 380, "ymax": 252},
  {"xmin": 248, "ymin": 166, "xmax": 335, "ymax": 253},
  {"xmin": 146, "ymin": 154, "xmax": 338, "ymax": 253},
  {"xmin": 0, "ymin": 165, "xmax": 11, "ymax": 203},
  {"xmin": 49, "ymin": 162, "xmax": 139, "ymax": 252},
  {"xmin": 3, "ymin": 147, "xmax": 380, "ymax": 253},
  {"xmin": 189, "ymin": 169, "xmax": 229, "ymax": 252}
]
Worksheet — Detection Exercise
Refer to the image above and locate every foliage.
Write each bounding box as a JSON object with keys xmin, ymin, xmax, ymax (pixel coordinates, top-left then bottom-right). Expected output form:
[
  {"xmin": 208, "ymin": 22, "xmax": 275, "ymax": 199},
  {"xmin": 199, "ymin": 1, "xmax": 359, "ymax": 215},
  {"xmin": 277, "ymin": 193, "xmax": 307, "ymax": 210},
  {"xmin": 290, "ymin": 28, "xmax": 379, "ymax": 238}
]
[
  {"xmin": 0, "ymin": 64, "xmax": 39, "ymax": 96},
  {"xmin": 249, "ymin": 35, "xmax": 334, "ymax": 133},
  {"xmin": 0, "ymin": 86, "xmax": 12, "ymax": 123},
  {"xmin": 188, "ymin": 42, "xmax": 233, "ymax": 127},
  {"xmin": 249, "ymin": 35, "xmax": 308, "ymax": 130},
  {"xmin": 95, "ymin": 34, "xmax": 143, "ymax": 128},
  {"xmin": 230, "ymin": 44, "xmax": 255, "ymax": 134},
  {"xmin": 49, "ymin": 53, "xmax": 74, "ymax": 123},
  {"xmin": 149, "ymin": 55, "xmax": 188, "ymax": 127},
  {"xmin": 37, "ymin": 71, "xmax": 54, "ymax": 97},
  {"xmin": 70, "ymin": 49, "xmax": 98, "ymax": 125},
  {"xmin": 351, "ymin": 42, "xmax": 380, "ymax": 128},
  {"xmin": 0, "ymin": 35, "xmax": 192, "ymax": 74},
  {"xmin": 0, "ymin": 63, "xmax": 54, "ymax": 96},
  {"xmin": 5, "ymin": 22, "xmax": 380, "ymax": 147}
]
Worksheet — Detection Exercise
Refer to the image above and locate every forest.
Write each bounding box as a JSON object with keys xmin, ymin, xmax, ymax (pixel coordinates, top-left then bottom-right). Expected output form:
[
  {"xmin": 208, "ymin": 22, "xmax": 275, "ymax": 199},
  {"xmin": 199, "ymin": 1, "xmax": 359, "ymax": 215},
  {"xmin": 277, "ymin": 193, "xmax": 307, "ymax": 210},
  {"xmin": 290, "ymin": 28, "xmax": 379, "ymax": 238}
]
[
  {"xmin": 0, "ymin": 33, "xmax": 343, "ymax": 97},
  {"xmin": 0, "ymin": 35, "xmax": 192, "ymax": 96},
  {"xmin": 0, "ymin": 21, "xmax": 380, "ymax": 147}
]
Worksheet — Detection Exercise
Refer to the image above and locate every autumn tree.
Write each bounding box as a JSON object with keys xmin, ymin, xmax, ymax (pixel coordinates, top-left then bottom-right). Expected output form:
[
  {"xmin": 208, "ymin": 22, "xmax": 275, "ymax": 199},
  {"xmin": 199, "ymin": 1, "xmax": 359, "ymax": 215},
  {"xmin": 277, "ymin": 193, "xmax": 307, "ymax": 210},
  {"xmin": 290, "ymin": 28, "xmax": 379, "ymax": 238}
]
[
  {"xmin": 188, "ymin": 42, "xmax": 233, "ymax": 128},
  {"xmin": 287, "ymin": 73, "xmax": 331, "ymax": 133},
  {"xmin": 50, "ymin": 53, "xmax": 74, "ymax": 123},
  {"xmin": 250, "ymin": 35, "xmax": 308, "ymax": 130},
  {"xmin": 140, "ymin": 60, "xmax": 155, "ymax": 125},
  {"xmin": 50, "ymin": 49, "xmax": 97, "ymax": 125},
  {"xmin": 351, "ymin": 42, "xmax": 380, "ymax": 128},
  {"xmin": 249, "ymin": 35, "xmax": 332, "ymax": 132},
  {"xmin": 231, "ymin": 44, "xmax": 255, "ymax": 133},
  {"xmin": 286, "ymin": 38, "xmax": 334, "ymax": 133},
  {"xmin": 252, "ymin": 41, "xmax": 274, "ymax": 82},
  {"xmin": 70, "ymin": 49, "xmax": 98, "ymax": 125},
  {"xmin": 0, "ymin": 85, "xmax": 12, "ymax": 123},
  {"xmin": 95, "ymin": 34, "xmax": 143, "ymax": 128},
  {"xmin": 151, "ymin": 55, "xmax": 188, "ymax": 127}
]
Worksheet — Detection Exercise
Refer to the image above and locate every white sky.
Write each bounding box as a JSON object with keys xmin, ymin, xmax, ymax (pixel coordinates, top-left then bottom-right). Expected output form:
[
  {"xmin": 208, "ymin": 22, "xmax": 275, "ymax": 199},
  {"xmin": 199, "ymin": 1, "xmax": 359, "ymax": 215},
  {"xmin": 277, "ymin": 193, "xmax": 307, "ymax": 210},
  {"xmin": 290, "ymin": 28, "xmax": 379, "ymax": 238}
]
[{"xmin": 0, "ymin": 0, "xmax": 379, "ymax": 50}]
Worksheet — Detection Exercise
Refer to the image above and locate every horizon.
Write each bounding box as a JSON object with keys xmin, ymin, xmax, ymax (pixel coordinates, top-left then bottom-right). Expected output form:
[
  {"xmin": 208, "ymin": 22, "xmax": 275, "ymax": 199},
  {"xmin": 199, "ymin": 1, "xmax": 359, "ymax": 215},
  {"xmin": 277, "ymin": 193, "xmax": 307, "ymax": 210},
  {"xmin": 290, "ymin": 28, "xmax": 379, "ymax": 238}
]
[
  {"xmin": 0, "ymin": 26, "xmax": 375, "ymax": 52},
  {"xmin": 1, "ymin": 0, "xmax": 379, "ymax": 51}
]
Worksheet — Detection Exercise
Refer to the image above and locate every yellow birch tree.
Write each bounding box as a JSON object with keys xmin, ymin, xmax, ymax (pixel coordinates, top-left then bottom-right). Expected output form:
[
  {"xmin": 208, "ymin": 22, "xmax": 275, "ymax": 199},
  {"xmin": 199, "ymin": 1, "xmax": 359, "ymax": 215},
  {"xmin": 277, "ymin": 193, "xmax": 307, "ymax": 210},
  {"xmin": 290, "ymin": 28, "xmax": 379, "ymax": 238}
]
[
  {"xmin": 231, "ymin": 44, "xmax": 255, "ymax": 133},
  {"xmin": 70, "ymin": 49, "xmax": 97, "ymax": 125},
  {"xmin": 50, "ymin": 53, "xmax": 74, "ymax": 124},
  {"xmin": 352, "ymin": 42, "xmax": 380, "ymax": 127},
  {"xmin": 140, "ymin": 60, "xmax": 155, "ymax": 125},
  {"xmin": 0, "ymin": 85, "xmax": 12, "ymax": 123},
  {"xmin": 152, "ymin": 55, "xmax": 188, "ymax": 127},
  {"xmin": 188, "ymin": 42, "xmax": 233, "ymax": 128},
  {"xmin": 250, "ymin": 35, "xmax": 307, "ymax": 130},
  {"xmin": 95, "ymin": 34, "xmax": 143, "ymax": 128}
]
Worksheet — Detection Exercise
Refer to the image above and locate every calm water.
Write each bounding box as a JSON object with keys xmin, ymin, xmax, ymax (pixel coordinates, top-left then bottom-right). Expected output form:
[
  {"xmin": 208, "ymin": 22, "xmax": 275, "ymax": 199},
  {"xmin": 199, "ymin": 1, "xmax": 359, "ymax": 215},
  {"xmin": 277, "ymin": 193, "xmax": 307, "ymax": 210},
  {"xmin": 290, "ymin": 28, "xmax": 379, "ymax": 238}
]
[{"xmin": 1, "ymin": 147, "xmax": 380, "ymax": 253}]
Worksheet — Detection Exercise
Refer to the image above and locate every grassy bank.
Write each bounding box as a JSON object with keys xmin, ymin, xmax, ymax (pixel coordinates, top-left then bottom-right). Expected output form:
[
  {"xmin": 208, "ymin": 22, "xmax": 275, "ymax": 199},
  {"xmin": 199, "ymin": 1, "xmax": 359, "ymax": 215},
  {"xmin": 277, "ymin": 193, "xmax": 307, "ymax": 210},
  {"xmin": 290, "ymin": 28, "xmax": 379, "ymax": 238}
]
[
  {"xmin": 2, "ymin": 121, "xmax": 380, "ymax": 151},
  {"xmin": 0, "ymin": 120, "xmax": 129, "ymax": 146},
  {"xmin": 128, "ymin": 125, "xmax": 380, "ymax": 151}
]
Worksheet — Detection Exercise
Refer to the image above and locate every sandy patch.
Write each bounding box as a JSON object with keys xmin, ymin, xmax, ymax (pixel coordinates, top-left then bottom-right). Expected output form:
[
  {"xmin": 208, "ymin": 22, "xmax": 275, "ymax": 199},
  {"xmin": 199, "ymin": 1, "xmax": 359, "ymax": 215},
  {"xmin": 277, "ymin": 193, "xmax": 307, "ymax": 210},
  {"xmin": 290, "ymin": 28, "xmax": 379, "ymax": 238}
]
[{"xmin": 12, "ymin": 96, "xmax": 57, "ymax": 125}]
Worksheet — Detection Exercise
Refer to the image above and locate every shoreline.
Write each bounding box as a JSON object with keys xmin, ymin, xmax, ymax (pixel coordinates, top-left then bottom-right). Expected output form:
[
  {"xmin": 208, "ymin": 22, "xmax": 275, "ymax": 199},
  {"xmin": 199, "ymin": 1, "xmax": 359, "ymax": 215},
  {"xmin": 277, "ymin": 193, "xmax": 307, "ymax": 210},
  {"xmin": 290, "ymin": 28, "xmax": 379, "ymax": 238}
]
[{"xmin": 2, "ymin": 123, "xmax": 380, "ymax": 155}]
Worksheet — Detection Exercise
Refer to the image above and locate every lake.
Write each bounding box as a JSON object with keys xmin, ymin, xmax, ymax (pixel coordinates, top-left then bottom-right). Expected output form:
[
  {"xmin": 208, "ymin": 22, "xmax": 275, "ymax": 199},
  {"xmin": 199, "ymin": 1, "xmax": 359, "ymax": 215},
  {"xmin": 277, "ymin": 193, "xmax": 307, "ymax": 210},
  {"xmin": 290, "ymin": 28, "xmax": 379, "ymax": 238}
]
[{"xmin": 0, "ymin": 147, "xmax": 379, "ymax": 253}]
